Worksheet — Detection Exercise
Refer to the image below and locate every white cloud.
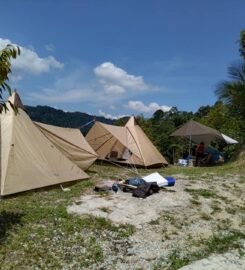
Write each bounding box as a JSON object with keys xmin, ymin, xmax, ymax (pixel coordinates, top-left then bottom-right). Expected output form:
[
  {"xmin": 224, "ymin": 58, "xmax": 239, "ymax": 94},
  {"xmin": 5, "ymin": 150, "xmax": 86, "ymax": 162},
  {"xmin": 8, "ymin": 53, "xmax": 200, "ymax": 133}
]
[
  {"xmin": 98, "ymin": 109, "xmax": 127, "ymax": 120},
  {"xmin": 28, "ymin": 88, "xmax": 92, "ymax": 103},
  {"xmin": 127, "ymin": 101, "xmax": 172, "ymax": 113},
  {"xmin": 94, "ymin": 62, "xmax": 149, "ymax": 95},
  {"xmin": 103, "ymin": 84, "xmax": 125, "ymax": 94},
  {"xmin": 26, "ymin": 62, "xmax": 165, "ymax": 112},
  {"xmin": 0, "ymin": 38, "xmax": 63, "ymax": 78},
  {"xmin": 27, "ymin": 63, "xmax": 149, "ymax": 105}
]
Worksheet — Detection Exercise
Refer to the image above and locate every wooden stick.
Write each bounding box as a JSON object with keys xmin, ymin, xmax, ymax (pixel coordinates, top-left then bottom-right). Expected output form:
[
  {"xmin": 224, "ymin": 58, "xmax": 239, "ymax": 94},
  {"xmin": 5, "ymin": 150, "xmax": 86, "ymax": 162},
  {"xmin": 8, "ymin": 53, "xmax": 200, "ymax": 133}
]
[{"xmin": 118, "ymin": 182, "xmax": 137, "ymax": 189}]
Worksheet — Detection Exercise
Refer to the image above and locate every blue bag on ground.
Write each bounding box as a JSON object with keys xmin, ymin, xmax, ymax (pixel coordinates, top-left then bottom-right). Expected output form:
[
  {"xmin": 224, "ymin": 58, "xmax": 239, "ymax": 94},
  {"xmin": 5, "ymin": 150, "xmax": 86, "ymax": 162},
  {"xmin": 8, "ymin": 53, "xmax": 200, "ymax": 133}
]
[
  {"xmin": 125, "ymin": 178, "xmax": 145, "ymax": 186},
  {"xmin": 165, "ymin": 177, "xmax": 176, "ymax": 186}
]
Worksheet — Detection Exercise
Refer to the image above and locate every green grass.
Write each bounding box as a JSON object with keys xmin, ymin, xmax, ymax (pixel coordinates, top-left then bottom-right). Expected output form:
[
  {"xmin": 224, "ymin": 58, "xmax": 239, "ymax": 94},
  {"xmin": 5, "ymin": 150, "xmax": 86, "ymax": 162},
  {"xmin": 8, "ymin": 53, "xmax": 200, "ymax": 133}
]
[
  {"xmin": 155, "ymin": 231, "xmax": 245, "ymax": 270},
  {"xmin": 184, "ymin": 188, "xmax": 218, "ymax": 198},
  {"xmin": 0, "ymin": 177, "xmax": 135, "ymax": 269},
  {"xmin": 155, "ymin": 156, "xmax": 245, "ymax": 176},
  {"xmin": 149, "ymin": 218, "xmax": 160, "ymax": 225},
  {"xmin": 99, "ymin": 207, "xmax": 111, "ymax": 213}
]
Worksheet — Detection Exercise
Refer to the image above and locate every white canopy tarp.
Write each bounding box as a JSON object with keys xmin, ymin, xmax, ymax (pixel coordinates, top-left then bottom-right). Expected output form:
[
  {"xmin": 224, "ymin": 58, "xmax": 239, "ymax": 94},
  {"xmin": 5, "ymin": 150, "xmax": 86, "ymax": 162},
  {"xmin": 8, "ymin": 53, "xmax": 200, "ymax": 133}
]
[{"xmin": 221, "ymin": 134, "xmax": 239, "ymax": 144}]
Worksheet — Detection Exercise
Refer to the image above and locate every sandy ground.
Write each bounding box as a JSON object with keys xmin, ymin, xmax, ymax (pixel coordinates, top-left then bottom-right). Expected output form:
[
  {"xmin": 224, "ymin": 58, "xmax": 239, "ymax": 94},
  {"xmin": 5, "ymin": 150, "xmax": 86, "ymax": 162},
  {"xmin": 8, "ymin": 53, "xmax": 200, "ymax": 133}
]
[
  {"xmin": 179, "ymin": 251, "xmax": 245, "ymax": 270},
  {"xmin": 68, "ymin": 184, "xmax": 185, "ymax": 228},
  {"xmin": 67, "ymin": 172, "xmax": 245, "ymax": 269}
]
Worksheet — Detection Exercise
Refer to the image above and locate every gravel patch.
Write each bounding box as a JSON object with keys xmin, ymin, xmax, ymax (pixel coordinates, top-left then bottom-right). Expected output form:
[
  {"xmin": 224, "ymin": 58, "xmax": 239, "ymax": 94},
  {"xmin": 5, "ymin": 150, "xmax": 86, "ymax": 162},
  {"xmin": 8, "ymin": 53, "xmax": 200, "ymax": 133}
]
[
  {"xmin": 179, "ymin": 250, "xmax": 245, "ymax": 270},
  {"xmin": 67, "ymin": 173, "xmax": 245, "ymax": 269}
]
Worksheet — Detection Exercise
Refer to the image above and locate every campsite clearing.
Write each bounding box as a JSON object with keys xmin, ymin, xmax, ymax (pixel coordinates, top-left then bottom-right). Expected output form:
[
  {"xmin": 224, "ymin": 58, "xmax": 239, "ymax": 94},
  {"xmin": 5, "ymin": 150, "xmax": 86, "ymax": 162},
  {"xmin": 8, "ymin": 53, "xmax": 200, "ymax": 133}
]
[{"xmin": 0, "ymin": 162, "xmax": 244, "ymax": 269}]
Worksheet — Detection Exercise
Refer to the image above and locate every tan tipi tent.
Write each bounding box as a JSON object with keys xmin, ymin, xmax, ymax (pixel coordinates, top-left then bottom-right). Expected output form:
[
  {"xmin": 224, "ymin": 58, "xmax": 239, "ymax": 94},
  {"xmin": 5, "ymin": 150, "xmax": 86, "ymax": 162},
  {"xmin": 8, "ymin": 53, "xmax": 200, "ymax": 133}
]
[
  {"xmin": 86, "ymin": 116, "xmax": 168, "ymax": 167},
  {"xmin": 0, "ymin": 92, "xmax": 89, "ymax": 196},
  {"xmin": 35, "ymin": 122, "xmax": 98, "ymax": 170}
]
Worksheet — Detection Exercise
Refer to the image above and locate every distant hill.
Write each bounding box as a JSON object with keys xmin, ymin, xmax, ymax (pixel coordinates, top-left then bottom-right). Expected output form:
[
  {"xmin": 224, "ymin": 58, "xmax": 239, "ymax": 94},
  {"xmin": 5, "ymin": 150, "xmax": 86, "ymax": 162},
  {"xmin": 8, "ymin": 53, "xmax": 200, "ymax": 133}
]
[{"xmin": 25, "ymin": 105, "xmax": 115, "ymax": 134}]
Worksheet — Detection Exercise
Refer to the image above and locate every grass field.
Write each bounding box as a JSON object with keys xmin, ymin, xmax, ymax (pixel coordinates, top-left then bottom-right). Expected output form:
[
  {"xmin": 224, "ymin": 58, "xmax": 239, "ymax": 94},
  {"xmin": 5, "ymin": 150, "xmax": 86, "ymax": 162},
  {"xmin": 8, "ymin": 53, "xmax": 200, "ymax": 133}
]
[{"xmin": 0, "ymin": 159, "xmax": 244, "ymax": 269}]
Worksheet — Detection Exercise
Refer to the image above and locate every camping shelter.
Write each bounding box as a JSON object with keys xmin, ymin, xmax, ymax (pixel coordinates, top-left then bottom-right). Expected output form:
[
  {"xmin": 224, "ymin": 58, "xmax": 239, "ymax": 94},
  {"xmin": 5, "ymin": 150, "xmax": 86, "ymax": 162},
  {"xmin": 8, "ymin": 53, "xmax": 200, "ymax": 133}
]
[
  {"xmin": 86, "ymin": 116, "xmax": 168, "ymax": 167},
  {"xmin": 170, "ymin": 120, "xmax": 238, "ymax": 145},
  {"xmin": 35, "ymin": 122, "xmax": 98, "ymax": 170},
  {"xmin": 0, "ymin": 92, "xmax": 90, "ymax": 196}
]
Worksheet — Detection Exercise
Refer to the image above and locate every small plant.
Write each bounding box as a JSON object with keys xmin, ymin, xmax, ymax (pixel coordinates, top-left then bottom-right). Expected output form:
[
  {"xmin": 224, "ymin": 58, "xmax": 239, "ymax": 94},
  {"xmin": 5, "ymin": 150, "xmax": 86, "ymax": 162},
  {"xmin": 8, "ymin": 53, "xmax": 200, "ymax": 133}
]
[
  {"xmin": 149, "ymin": 218, "xmax": 160, "ymax": 225},
  {"xmin": 200, "ymin": 212, "xmax": 212, "ymax": 220},
  {"xmin": 210, "ymin": 200, "xmax": 222, "ymax": 213},
  {"xmin": 190, "ymin": 198, "xmax": 201, "ymax": 205},
  {"xmin": 99, "ymin": 207, "xmax": 111, "ymax": 213},
  {"xmin": 225, "ymin": 207, "xmax": 236, "ymax": 215},
  {"xmin": 184, "ymin": 188, "xmax": 217, "ymax": 198}
]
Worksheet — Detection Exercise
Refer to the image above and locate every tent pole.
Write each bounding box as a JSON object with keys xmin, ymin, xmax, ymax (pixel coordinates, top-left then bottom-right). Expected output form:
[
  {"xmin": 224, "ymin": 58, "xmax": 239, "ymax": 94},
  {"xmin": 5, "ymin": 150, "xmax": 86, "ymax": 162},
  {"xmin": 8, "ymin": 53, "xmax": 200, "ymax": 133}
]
[{"xmin": 188, "ymin": 121, "xmax": 193, "ymax": 166}]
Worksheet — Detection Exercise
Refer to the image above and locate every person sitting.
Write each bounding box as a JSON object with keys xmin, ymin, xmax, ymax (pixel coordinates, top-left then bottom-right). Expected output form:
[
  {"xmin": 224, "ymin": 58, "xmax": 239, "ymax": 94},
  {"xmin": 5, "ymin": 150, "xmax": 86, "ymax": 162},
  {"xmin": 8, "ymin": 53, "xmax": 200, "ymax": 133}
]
[
  {"xmin": 195, "ymin": 142, "xmax": 207, "ymax": 166},
  {"xmin": 205, "ymin": 146, "xmax": 224, "ymax": 165}
]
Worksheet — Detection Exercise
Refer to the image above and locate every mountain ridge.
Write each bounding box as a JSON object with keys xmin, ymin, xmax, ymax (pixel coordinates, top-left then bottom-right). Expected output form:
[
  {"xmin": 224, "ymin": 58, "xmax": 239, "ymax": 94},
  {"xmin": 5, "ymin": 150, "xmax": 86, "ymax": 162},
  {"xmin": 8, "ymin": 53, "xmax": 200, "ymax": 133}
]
[{"xmin": 25, "ymin": 105, "xmax": 115, "ymax": 134}]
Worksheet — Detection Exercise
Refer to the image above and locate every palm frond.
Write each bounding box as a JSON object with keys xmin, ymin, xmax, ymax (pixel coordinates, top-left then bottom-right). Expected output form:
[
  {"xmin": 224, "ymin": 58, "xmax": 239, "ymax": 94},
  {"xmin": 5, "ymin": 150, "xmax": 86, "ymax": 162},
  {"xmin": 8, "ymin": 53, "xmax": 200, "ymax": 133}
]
[{"xmin": 228, "ymin": 60, "xmax": 245, "ymax": 83}]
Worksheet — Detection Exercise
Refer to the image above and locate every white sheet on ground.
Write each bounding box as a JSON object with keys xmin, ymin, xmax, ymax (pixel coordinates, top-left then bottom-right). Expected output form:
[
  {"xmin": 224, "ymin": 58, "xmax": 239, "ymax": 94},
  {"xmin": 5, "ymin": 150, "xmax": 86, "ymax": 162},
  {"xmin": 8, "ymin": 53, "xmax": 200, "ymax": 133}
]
[{"xmin": 143, "ymin": 172, "xmax": 168, "ymax": 187}]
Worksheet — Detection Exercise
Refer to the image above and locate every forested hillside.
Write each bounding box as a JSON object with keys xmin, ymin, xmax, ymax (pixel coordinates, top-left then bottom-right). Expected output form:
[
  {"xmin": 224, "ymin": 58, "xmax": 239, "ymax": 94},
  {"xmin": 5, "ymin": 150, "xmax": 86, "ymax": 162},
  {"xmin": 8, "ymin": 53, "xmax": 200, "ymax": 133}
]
[{"xmin": 25, "ymin": 105, "xmax": 115, "ymax": 133}]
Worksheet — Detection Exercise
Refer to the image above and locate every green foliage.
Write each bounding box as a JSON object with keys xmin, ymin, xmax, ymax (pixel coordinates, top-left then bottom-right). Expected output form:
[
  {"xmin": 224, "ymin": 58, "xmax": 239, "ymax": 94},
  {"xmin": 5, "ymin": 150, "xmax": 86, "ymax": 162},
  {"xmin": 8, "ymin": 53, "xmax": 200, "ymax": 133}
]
[
  {"xmin": 115, "ymin": 116, "xmax": 129, "ymax": 126},
  {"xmin": 25, "ymin": 105, "xmax": 115, "ymax": 134},
  {"xmin": 240, "ymin": 29, "xmax": 245, "ymax": 59},
  {"xmin": 0, "ymin": 44, "xmax": 20, "ymax": 113},
  {"xmin": 215, "ymin": 61, "xmax": 245, "ymax": 121},
  {"xmin": 195, "ymin": 105, "xmax": 211, "ymax": 118}
]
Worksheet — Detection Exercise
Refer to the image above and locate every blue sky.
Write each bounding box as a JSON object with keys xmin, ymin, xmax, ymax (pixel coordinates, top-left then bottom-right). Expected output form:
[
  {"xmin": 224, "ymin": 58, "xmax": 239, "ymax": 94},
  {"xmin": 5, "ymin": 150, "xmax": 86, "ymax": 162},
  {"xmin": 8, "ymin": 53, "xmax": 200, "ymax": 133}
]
[{"xmin": 1, "ymin": 0, "xmax": 244, "ymax": 118}]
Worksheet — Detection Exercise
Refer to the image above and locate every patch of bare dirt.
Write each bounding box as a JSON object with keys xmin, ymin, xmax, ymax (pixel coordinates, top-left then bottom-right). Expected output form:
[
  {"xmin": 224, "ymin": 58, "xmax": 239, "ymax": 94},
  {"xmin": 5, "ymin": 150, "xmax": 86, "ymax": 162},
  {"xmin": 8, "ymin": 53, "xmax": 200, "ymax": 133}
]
[{"xmin": 67, "ymin": 172, "xmax": 245, "ymax": 269}]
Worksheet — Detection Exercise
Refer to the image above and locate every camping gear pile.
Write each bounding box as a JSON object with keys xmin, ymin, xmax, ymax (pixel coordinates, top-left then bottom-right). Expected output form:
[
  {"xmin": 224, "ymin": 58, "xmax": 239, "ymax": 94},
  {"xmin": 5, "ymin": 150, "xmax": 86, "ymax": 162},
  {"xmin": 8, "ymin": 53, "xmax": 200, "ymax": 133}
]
[
  {"xmin": 94, "ymin": 173, "xmax": 176, "ymax": 199},
  {"xmin": 119, "ymin": 172, "xmax": 176, "ymax": 198}
]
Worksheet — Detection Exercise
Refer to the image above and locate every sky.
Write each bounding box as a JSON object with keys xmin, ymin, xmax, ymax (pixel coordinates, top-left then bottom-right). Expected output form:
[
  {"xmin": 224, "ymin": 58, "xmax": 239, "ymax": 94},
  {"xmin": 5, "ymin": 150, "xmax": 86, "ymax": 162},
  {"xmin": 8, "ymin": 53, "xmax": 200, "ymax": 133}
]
[{"xmin": 1, "ymin": 0, "xmax": 244, "ymax": 119}]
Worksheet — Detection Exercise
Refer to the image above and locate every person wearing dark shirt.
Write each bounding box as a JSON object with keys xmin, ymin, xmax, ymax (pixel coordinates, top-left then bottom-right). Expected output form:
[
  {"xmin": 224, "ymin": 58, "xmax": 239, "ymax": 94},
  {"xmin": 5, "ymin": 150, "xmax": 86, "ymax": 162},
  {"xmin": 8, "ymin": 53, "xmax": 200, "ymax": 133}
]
[{"xmin": 195, "ymin": 142, "xmax": 206, "ymax": 166}]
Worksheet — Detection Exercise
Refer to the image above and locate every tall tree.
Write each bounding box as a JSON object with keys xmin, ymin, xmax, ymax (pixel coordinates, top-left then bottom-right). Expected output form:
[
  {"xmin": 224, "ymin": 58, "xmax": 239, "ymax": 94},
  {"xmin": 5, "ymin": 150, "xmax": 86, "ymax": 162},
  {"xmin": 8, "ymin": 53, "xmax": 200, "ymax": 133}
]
[
  {"xmin": 215, "ymin": 61, "xmax": 245, "ymax": 118},
  {"xmin": 240, "ymin": 29, "xmax": 245, "ymax": 59},
  {"xmin": 0, "ymin": 44, "xmax": 20, "ymax": 113}
]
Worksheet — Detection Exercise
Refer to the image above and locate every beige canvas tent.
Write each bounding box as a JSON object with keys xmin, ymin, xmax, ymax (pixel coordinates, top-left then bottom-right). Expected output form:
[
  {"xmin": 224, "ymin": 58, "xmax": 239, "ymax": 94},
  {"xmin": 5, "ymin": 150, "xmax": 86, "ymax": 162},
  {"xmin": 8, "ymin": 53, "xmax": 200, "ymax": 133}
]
[
  {"xmin": 86, "ymin": 116, "xmax": 168, "ymax": 167},
  {"xmin": 35, "ymin": 122, "xmax": 98, "ymax": 170},
  {"xmin": 0, "ymin": 92, "xmax": 90, "ymax": 196},
  {"xmin": 170, "ymin": 120, "xmax": 238, "ymax": 145}
]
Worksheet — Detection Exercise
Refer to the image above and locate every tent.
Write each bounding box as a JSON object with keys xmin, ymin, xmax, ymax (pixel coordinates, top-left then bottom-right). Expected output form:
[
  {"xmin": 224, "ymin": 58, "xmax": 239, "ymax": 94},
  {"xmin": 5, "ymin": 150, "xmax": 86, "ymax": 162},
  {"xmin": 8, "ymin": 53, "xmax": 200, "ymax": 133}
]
[
  {"xmin": 0, "ymin": 92, "xmax": 90, "ymax": 196},
  {"xmin": 170, "ymin": 120, "xmax": 238, "ymax": 145},
  {"xmin": 86, "ymin": 116, "xmax": 168, "ymax": 167},
  {"xmin": 35, "ymin": 122, "xmax": 98, "ymax": 170}
]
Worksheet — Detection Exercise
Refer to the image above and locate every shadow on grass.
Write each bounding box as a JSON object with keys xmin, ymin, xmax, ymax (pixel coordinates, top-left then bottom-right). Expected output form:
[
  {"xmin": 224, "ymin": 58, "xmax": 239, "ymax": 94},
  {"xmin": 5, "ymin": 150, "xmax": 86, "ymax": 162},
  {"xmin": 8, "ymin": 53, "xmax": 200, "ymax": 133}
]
[{"xmin": 0, "ymin": 210, "xmax": 23, "ymax": 243}]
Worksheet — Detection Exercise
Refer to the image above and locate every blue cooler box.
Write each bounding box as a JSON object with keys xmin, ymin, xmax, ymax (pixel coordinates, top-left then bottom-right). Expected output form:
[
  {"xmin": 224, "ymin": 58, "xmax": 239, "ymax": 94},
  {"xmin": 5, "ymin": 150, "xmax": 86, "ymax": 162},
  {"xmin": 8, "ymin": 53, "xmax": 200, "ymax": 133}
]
[{"xmin": 165, "ymin": 177, "xmax": 176, "ymax": 186}]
